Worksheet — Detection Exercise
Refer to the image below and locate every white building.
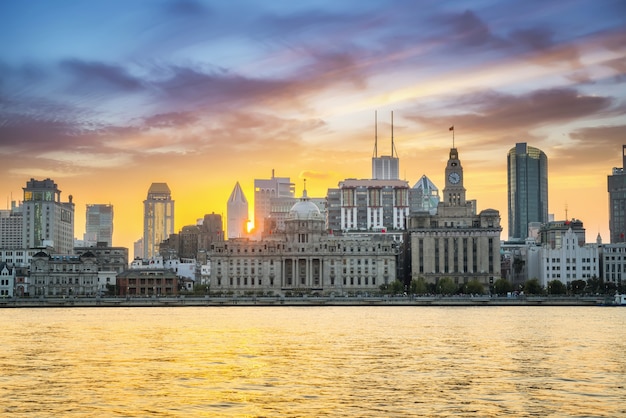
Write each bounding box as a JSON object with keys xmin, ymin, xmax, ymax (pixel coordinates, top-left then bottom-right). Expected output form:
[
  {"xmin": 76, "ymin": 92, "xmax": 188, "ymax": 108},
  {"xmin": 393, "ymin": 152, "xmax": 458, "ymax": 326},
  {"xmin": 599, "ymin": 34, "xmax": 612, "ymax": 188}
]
[
  {"xmin": 0, "ymin": 262, "xmax": 15, "ymax": 297},
  {"xmin": 253, "ymin": 171, "xmax": 294, "ymax": 238},
  {"xmin": 539, "ymin": 228, "xmax": 600, "ymax": 287},
  {"xmin": 227, "ymin": 182, "xmax": 248, "ymax": 239}
]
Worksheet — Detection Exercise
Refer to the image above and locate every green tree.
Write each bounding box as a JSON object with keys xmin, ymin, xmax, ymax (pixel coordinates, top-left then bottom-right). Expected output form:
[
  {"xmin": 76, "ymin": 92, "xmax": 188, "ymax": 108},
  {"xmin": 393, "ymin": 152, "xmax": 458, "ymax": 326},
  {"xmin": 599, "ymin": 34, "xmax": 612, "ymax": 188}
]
[
  {"xmin": 437, "ymin": 277, "xmax": 457, "ymax": 295},
  {"xmin": 547, "ymin": 280, "xmax": 567, "ymax": 295},
  {"xmin": 410, "ymin": 278, "xmax": 428, "ymax": 295},
  {"xmin": 586, "ymin": 276, "xmax": 603, "ymax": 294},
  {"xmin": 390, "ymin": 280, "xmax": 405, "ymax": 294},
  {"xmin": 494, "ymin": 278, "xmax": 513, "ymax": 295},
  {"xmin": 524, "ymin": 278, "xmax": 543, "ymax": 295},
  {"xmin": 569, "ymin": 279, "xmax": 586, "ymax": 295},
  {"xmin": 464, "ymin": 279, "xmax": 485, "ymax": 295}
]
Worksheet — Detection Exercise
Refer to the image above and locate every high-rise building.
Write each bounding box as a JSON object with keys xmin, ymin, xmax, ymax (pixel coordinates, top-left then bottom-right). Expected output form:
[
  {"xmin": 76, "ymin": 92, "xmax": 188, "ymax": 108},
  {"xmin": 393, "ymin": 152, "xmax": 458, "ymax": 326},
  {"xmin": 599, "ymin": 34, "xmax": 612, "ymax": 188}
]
[
  {"xmin": 507, "ymin": 143, "xmax": 548, "ymax": 241},
  {"xmin": 143, "ymin": 183, "xmax": 174, "ymax": 259},
  {"xmin": 254, "ymin": 171, "xmax": 294, "ymax": 236},
  {"xmin": 84, "ymin": 204, "xmax": 113, "ymax": 246},
  {"xmin": 608, "ymin": 145, "xmax": 626, "ymax": 243},
  {"xmin": 410, "ymin": 175, "xmax": 440, "ymax": 215},
  {"xmin": 0, "ymin": 201, "xmax": 23, "ymax": 249},
  {"xmin": 227, "ymin": 182, "xmax": 249, "ymax": 239},
  {"xmin": 198, "ymin": 213, "xmax": 224, "ymax": 251},
  {"xmin": 371, "ymin": 111, "xmax": 399, "ymax": 180},
  {"xmin": 22, "ymin": 178, "xmax": 75, "ymax": 254}
]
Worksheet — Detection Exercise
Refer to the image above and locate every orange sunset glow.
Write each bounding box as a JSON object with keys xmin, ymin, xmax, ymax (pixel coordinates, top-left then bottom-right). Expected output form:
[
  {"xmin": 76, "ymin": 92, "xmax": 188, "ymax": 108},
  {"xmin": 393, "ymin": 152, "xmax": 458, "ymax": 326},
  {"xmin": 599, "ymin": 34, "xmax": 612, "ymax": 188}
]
[{"xmin": 1, "ymin": 1, "xmax": 625, "ymax": 257}]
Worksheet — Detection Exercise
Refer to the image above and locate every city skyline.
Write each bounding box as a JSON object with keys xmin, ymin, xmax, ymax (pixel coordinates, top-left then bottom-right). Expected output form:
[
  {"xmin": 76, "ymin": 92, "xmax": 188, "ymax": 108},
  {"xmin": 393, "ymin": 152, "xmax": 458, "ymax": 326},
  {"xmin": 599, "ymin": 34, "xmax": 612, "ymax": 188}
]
[{"xmin": 1, "ymin": 0, "xmax": 625, "ymax": 253}]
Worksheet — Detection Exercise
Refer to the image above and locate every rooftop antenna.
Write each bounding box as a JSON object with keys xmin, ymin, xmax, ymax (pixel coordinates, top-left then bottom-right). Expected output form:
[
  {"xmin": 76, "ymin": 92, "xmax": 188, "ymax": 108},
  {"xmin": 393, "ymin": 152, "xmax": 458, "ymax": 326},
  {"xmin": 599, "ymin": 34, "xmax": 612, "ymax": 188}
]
[
  {"xmin": 565, "ymin": 203, "xmax": 568, "ymax": 221},
  {"xmin": 391, "ymin": 111, "xmax": 398, "ymax": 158},
  {"xmin": 373, "ymin": 110, "xmax": 378, "ymax": 158},
  {"xmin": 450, "ymin": 125, "xmax": 455, "ymax": 148}
]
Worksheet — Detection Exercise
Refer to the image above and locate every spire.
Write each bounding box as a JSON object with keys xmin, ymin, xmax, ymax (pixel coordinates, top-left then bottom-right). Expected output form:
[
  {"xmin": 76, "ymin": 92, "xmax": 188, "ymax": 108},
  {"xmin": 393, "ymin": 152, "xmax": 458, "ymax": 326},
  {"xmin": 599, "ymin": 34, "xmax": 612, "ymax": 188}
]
[{"xmin": 228, "ymin": 182, "xmax": 248, "ymax": 204}]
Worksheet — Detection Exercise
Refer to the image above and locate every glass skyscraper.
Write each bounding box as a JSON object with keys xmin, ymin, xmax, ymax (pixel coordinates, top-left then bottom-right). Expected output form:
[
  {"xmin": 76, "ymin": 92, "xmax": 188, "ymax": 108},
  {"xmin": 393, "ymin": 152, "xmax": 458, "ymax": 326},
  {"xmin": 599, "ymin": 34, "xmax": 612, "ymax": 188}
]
[
  {"xmin": 608, "ymin": 145, "xmax": 626, "ymax": 243},
  {"xmin": 143, "ymin": 183, "xmax": 174, "ymax": 259},
  {"xmin": 507, "ymin": 143, "xmax": 548, "ymax": 241}
]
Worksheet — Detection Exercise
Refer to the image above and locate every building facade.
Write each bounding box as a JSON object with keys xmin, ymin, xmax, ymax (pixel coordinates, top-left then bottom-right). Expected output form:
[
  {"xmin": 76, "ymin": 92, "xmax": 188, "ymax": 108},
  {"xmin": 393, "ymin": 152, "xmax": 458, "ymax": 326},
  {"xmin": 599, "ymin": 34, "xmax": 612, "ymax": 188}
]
[
  {"xmin": 409, "ymin": 175, "xmax": 440, "ymax": 215},
  {"xmin": 29, "ymin": 250, "xmax": 99, "ymax": 297},
  {"xmin": 409, "ymin": 147, "xmax": 502, "ymax": 287},
  {"xmin": 539, "ymin": 228, "xmax": 599, "ymax": 287},
  {"xmin": 253, "ymin": 171, "xmax": 295, "ymax": 237},
  {"xmin": 608, "ymin": 145, "xmax": 626, "ymax": 243},
  {"xmin": 84, "ymin": 204, "xmax": 113, "ymax": 246},
  {"xmin": 116, "ymin": 268, "xmax": 180, "ymax": 296},
  {"xmin": 22, "ymin": 178, "xmax": 75, "ymax": 254},
  {"xmin": 208, "ymin": 191, "xmax": 398, "ymax": 296},
  {"xmin": 227, "ymin": 181, "xmax": 248, "ymax": 239},
  {"xmin": 507, "ymin": 143, "xmax": 548, "ymax": 241},
  {"xmin": 0, "ymin": 262, "xmax": 15, "ymax": 297},
  {"xmin": 143, "ymin": 182, "xmax": 174, "ymax": 259},
  {"xmin": 0, "ymin": 201, "xmax": 23, "ymax": 249}
]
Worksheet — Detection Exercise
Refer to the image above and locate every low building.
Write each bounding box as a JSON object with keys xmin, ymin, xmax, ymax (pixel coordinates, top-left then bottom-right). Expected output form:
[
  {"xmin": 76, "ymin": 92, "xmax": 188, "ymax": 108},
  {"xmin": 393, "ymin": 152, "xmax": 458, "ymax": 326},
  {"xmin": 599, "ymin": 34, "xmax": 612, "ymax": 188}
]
[
  {"xmin": 29, "ymin": 250, "xmax": 99, "ymax": 297},
  {"xmin": 116, "ymin": 269, "xmax": 180, "ymax": 296},
  {"xmin": 0, "ymin": 262, "xmax": 15, "ymax": 297}
]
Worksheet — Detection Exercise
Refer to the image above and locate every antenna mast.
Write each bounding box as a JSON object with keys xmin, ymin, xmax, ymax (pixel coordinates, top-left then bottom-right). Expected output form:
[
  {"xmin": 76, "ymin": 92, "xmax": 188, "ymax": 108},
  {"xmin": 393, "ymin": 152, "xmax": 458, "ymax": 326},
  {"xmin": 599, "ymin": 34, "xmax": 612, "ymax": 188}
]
[{"xmin": 373, "ymin": 110, "xmax": 378, "ymax": 157}]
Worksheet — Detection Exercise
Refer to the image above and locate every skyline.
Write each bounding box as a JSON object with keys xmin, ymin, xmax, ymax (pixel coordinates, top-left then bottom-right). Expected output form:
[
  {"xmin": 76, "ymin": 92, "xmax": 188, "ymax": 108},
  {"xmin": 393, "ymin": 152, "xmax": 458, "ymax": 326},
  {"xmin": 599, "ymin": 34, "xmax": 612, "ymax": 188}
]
[{"xmin": 1, "ymin": 0, "xmax": 625, "ymax": 254}]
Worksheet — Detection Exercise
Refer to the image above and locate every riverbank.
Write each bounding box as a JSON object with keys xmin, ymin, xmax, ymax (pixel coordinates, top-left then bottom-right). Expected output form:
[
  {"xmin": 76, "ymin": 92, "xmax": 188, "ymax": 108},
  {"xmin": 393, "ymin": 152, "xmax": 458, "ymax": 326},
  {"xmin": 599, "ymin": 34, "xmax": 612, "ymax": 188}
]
[{"xmin": 0, "ymin": 295, "xmax": 614, "ymax": 308}]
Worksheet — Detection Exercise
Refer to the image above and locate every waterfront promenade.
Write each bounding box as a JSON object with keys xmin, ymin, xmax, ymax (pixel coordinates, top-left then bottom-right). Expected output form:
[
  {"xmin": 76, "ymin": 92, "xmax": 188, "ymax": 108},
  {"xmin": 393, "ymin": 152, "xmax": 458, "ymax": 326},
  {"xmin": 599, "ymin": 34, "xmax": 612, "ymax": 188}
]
[{"xmin": 0, "ymin": 295, "xmax": 611, "ymax": 308}]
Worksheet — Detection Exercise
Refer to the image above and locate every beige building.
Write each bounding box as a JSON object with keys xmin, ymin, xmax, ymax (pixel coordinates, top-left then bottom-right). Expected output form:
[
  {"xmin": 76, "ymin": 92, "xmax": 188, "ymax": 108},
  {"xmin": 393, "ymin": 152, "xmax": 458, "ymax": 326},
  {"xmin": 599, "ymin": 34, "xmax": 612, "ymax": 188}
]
[
  {"xmin": 408, "ymin": 147, "xmax": 501, "ymax": 288},
  {"xmin": 30, "ymin": 250, "xmax": 99, "ymax": 297},
  {"xmin": 208, "ymin": 190, "xmax": 398, "ymax": 296}
]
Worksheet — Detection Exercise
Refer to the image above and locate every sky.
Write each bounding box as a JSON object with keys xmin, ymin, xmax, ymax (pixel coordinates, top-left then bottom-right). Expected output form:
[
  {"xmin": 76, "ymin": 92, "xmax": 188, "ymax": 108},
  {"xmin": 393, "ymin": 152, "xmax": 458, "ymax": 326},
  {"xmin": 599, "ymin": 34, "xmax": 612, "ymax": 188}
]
[{"xmin": 1, "ymin": 0, "xmax": 625, "ymax": 256}]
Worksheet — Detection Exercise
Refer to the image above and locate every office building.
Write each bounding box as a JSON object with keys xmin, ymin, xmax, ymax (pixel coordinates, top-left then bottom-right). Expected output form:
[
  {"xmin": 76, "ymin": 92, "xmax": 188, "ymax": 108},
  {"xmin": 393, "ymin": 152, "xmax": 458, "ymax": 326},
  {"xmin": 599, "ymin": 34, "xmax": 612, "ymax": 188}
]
[
  {"xmin": 143, "ymin": 183, "xmax": 174, "ymax": 259},
  {"xmin": 371, "ymin": 111, "xmax": 399, "ymax": 180},
  {"xmin": 408, "ymin": 147, "xmax": 502, "ymax": 287},
  {"xmin": 254, "ymin": 171, "xmax": 294, "ymax": 237},
  {"xmin": 409, "ymin": 175, "xmax": 440, "ymax": 215},
  {"xmin": 22, "ymin": 178, "xmax": 75, "ymax": 254},
  {"xmin": 0, "ymin": 201, "xmax": 23, "ymax": 249},
  {"xmin": 227, "ymin": 182, "xmax": 249, "ymax": 239},
  {"xmin": 84, "ymin": 204, "xmax": 113, "ymax": 246},
  {"xmin": 507, "ymin": 143, "xmax": 548, "ymax": 240},
  {"xmin": 608, "ymin": 145, "xmax": 626, "ymax": 243}
]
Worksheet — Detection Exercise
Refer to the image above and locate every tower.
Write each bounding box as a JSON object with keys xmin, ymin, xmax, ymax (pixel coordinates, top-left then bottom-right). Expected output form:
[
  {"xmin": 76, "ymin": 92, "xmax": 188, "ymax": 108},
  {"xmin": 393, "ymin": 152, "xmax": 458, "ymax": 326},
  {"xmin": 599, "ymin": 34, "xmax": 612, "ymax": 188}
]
[
  {"xmin": 84, "ymin": 204, "xmax": 113, "ymax": 246},
  {"xmin": 443, "ymin": 147, "xmax": 466, "ymax": 207},
  {"xmin": 22, "ymin": 178, "xmax": 75, "ymax": 254},
  {"xmin": 608, "ymin": 145, "xmax": 626, "ymax": 243},
  {"xmin": 227, "ymin": 182, "xmax": 249, "ymax": 239},
  {"xmin": 507, "ymin": 143, "xmax": 549, "ymax": 241},
  {"xmin": 143, "ymin": 183, "xmax": 174, "ymax": 259},
  {"xmin": 372, "ymin": 111, "xmax": 399, "ymax": 180}
]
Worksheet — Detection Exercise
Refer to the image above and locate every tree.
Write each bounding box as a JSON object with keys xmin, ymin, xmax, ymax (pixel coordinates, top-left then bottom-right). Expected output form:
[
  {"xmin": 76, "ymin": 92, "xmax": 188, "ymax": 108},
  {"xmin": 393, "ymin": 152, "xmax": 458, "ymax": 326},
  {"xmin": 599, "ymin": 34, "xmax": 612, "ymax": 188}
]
[
  {"xmin": 494, "ymin": 278, "xmax": 513, "ymax": 295},
  {"xmin": 464, "ymin": 279, "xmax": 485, "ymax": 295},
  {"xmin": 586, "ymin": 276, "xmax": 603, "ymax": 294},
  {"xmin": 390, "ymin": 280, "xmax": 405, "ymax": 294},
  {"xmin": 547, "ymin": 280, "xmax": 567, "ymax": 295},
  {"xmin": 524, "ymin": 278, "xmax": 543, "ymax": 295},
  {"xmin": 570, "ymin": 279, "xmax": 586, "ymax": 295},
  {"xmin": 410, "ymin": 278, "xmax": 428, "ymax": 295},
  {"xmin": 437, "ymin": 277, "xmax": 457, "ymax": 295}
]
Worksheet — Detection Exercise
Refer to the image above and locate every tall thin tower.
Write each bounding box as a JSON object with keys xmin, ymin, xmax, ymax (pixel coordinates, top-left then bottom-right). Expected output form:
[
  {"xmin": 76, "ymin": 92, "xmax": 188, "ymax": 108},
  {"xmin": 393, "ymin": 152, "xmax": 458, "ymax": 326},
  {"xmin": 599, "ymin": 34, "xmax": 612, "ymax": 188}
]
[
  {"xmin": 507, "ymin": 143, "xmax": 548, "ymax": 241},
  {"xmin": 143, "ymin": 183, "xmax": 174, "ymax": 259},
  {"xmin": 227, "ymin": 182, "xmax": 249, "ymax": 239},
  {"xmin": 608, "ymin": 145, "xmax": 626, "ymax": 243}
]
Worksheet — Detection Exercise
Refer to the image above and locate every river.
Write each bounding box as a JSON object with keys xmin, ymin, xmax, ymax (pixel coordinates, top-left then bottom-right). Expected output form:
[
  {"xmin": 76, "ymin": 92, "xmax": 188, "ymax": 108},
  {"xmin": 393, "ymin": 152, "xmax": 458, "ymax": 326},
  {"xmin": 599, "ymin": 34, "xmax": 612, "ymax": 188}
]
[{"xmin": 1, "ymin": 306, "xmax": 624, "ymax": 417}]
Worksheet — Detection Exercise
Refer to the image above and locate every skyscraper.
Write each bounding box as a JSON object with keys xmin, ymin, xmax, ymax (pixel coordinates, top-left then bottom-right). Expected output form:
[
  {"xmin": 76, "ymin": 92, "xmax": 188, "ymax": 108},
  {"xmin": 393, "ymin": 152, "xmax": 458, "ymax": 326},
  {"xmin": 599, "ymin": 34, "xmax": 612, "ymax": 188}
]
[
  {"xmin": 507, "ymin": 143, "xmax": 548, "ymax": 241},
  {"xmin": 22, "ymin": 178, "xmax": 75, "ymax": 254},
  {"xmin": 371, "ymin": 111, "xmax": 399, "ymax": 180},
  {"xmin": 608, "ymin": 145, "xmax": 626, "ymax": 243},
  {"xmin": 254, "ymin": 171, "xmax": 294, "ymax": 236},
  {"xmin": 143, "ymin": 183, "xmax": 174, "ymax": 259},
  {"xmin": 227, "ymin": 182, "xmax": 248, "ymax": 239},
  {"xmin": 84, "ymin": 204, "xmax": 113, "ymax": 246}
]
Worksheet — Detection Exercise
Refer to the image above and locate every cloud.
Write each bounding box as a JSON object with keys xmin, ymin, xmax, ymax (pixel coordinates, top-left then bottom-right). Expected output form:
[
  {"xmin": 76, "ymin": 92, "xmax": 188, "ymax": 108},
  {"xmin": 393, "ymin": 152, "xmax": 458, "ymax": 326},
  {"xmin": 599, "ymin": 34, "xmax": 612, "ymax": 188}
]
[
  {"xmin": 60, "ymin": 59, "xmax": 144, "ymax": 93},
  {"xmin": 564, "ymin": 124, "xmax": 626, "ymax": 166}
]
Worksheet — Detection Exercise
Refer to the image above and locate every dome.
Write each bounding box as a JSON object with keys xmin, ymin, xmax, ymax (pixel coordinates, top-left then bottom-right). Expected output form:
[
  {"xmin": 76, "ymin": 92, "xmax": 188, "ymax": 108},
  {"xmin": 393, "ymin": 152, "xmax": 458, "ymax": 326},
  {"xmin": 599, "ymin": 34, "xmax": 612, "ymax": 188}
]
[{"xmin": 287, "ymin": 189, "xmax": 323, "ymax": 221}]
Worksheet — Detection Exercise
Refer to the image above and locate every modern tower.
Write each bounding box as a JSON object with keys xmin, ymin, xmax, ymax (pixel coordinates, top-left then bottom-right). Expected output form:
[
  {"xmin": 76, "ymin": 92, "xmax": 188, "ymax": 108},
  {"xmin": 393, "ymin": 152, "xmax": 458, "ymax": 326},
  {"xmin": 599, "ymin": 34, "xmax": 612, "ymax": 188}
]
[
  {"xmin": 254, "ymin": 171, "xmax": 294, "ymax": 236},
  {"xmin": 227, "ymin": 182, "xmax": 249, "ymax": 239},
  {"xmin": 507, "ymin": 143, "xmax": 548, "ymax": 241},
  {"xmin": 22, "ymin": 178, "xmax": 75, "ymax": 254},
  {"xmin": 372, "ymin": 111, "xmax": 399, "ymax": 180},
  {"xmin": 84, "ymin": 204, "xmax": 113, "ymax": 246},
  {"xmin": 143, "ymin": 183, "xmax": 174, "ymax": 259},
  {"xmin": 608, "ymin": 145, "xmax": 626, "ymax": 243}
]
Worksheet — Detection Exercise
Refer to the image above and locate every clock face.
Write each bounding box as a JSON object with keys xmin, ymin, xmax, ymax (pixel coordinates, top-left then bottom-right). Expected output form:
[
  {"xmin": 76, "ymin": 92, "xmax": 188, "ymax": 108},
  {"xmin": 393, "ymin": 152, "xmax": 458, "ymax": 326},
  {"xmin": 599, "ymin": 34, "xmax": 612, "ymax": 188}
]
[{"xmin": 448, "ymin": 172, "xmax": 460, "ymax": 184}]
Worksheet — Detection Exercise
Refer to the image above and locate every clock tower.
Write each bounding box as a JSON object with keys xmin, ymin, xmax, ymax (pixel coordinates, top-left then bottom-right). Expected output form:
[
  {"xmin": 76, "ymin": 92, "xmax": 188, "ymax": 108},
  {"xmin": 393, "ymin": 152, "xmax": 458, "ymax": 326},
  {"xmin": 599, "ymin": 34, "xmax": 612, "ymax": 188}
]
[{"xmin": 443, "ymin": 147, "xmax": 466, "ymax": 206}]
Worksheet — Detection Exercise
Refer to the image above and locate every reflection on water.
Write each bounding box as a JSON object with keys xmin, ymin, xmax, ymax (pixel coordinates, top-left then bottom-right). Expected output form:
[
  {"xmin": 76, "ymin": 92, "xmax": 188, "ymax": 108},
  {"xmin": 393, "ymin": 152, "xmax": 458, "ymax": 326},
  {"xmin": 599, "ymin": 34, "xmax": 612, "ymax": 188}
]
[{"xmin": 1, "ymin": 307, "xmax": 624, "ymax": 417}]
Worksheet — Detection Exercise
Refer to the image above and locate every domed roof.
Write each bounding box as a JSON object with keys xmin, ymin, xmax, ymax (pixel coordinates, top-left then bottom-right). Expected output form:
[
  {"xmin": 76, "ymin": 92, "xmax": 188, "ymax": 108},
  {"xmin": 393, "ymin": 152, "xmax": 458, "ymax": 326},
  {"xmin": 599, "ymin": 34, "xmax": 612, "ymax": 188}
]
[{"xmin": 287, "ymin": 189, "xmax": 323, "ymax": 221}]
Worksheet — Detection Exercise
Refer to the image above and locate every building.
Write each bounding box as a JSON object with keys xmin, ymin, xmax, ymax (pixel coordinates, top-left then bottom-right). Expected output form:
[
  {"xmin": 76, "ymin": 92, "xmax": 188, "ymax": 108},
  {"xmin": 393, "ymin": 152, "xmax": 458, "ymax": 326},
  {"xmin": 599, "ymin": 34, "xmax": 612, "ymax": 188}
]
[
  {"xmin": 253, "ymin": 171, "xmax": 294, "ymax": 237},
  {"xmin": 507, "ymin": 143, "xmax": 549, "ymax": 241},
  {"xmin": 116, "ymin": 268, "xmax": 180, "ymax": 296},
  {"xmin": 409, "ymin": 175, "xmax": 440, "ymax": 215},
  {"xmin": 227, "ymin": 182, "xmax": 248, "ymax": 239},
  {"xmin": 208, "ymin": 189, "xmax": 398, "ymax": 296},
  {"xmin": 29, "ymin": 250, "xmax": 99, "ymax": 297},
  {"xmin": 22, "ymin": 178, "xmax": 75, "ymax": 254},
  {"xmin": 538, "ymin": 219, "xmax": 586, "ymax": 249},
  {"xmin": 143, "ymin": 182, "xmax": 174, "ymax": 259},
  {"xmin": 408, "ymin": 147, "xmax": 502, "ymax": 288},
  {"xmin": 84, "ymin": 204, "xmax": 113, "ymax": 246},
  {"xmin": 326, "ymin": 179, "xmax": 410, "ymax": 233},
  {"xmin": 608, "ymin": 145, "xmax": 626, "ymax": 243},
  {"xmin": 371, "ymin": 111, "xmax": 399, "ymax": 180},
  {"xmin": 0, "ymin": 201, "xmax": 23, "ymax": 249},
  {"xmin": 198, "ymin": 213, "xmax": 224, "ymax": 251},
  {"xmin": 74, "ymin": 243, "xmax": 128, "ymax": 273},
  {"xmin": 602, "ymin": 243, "xmax": 626, "ymax": 292},
  {"xmin": 0, "ymin": 262, "xmax": 15, "ymax": 297}
]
